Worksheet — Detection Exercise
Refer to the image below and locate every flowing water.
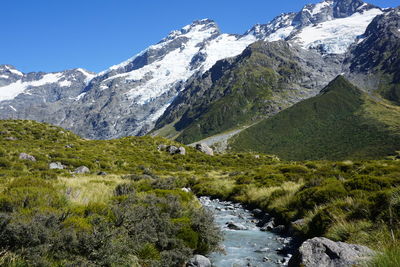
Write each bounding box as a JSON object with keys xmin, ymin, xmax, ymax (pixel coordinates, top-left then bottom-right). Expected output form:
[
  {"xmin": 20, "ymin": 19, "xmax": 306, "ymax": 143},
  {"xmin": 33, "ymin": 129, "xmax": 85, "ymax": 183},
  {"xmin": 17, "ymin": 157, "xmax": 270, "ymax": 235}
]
[{"xmin": 200, "ymin": 197, "xmax": 292, "ymax": 267}]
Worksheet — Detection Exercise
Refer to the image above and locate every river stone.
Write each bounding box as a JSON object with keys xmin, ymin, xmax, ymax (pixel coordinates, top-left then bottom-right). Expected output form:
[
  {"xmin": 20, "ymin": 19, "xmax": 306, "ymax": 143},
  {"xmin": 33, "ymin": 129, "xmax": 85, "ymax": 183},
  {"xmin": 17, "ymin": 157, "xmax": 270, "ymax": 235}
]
[
  {"xmin": 19, "ymin": 153, "xmax": 36, "ymax": 162},
  {"xmin": 260, "ymin": 220, "xmax": 275, "ymax": 231},
  {"xmin": 74, "ymin": 166, "xmax": 90, "ymax": 174},
  {"xmin": 187, "ymin": 254, "xmax": 211, "ymax": 267},
  {"xmin": 195, "ymin": 143, "xmax": 214, "ymax": 156},
  {"xmin": 288, "ymin": 237, "xmax": 375, "ymax": 267},
  {"xmin": 49, "ymin": 162, "xmax": 64, "ymax": 170},
  {"xmin": 226, "ymin": 222, "xmax": 248, "ymax": 230}
]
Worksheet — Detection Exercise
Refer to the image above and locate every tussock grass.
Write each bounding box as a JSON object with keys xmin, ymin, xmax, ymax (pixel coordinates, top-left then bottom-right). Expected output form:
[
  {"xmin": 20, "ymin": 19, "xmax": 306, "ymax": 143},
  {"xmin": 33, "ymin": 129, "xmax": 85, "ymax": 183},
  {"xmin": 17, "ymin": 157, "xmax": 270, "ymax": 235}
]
[{"xmin": 58, "ymin": 175, "xmax": 126, "ymax": 204}]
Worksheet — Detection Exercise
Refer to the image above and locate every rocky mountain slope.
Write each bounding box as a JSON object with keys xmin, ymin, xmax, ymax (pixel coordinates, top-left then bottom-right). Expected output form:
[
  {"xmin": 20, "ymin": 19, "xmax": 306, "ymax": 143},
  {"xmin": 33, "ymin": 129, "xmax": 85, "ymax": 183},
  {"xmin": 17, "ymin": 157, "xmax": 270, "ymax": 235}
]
[
  {"xmin": 229, "ymin": 76, "xmax": 400, "ymax": 160},
  {"xmin": 0, "ymin": 0, "xmax": 394, "ymax": 141},
  {"xmin": 154, "ymin": 1, "xmax": 399, "ymax": 146},
  {"xmin": 153, "ymin": 41, "xmax": 343, "ymax": 144},
  {"xmin": 0, "ymin": 66, "xmax": 94, "ymax": 122}
]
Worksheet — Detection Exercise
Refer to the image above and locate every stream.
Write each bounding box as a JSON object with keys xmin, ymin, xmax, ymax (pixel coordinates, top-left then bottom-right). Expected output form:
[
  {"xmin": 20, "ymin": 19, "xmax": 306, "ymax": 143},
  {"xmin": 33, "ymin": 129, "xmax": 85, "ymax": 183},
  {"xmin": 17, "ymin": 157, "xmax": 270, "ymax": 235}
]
[{"xmin": 200, "ymin": 197, "xmax": 293, "ymax": 267}]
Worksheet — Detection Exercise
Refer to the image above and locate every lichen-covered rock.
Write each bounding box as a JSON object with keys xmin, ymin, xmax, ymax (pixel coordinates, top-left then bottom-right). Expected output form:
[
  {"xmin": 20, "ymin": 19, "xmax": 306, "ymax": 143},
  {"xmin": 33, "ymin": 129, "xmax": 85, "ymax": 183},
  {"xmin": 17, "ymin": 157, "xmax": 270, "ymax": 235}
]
[
  {"xmin": 288, "ymin": 237, "xmax": 374, "ymax": 267},
  {"xmin": 19, "ymin": 153, "xmax": 36, "ymax": 162}
]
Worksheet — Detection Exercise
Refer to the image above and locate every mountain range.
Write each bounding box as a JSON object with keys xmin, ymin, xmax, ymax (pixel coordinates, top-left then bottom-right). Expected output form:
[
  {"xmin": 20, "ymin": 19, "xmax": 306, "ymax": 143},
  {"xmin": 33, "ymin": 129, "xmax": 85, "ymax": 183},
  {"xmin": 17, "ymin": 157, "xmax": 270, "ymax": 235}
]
[{"xmin": 1, "ymin": 0, "xmax": 399, "ymax": 160}]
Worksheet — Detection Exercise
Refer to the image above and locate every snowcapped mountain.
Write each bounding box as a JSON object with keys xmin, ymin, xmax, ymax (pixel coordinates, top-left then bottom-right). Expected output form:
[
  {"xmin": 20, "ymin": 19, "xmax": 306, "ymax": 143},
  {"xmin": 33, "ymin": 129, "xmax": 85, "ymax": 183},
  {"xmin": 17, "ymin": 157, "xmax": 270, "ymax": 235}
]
[
  {"xmin": 0, "ymin": 0, "xmax": 393, "ymax": 140},
  {"xmin": 246, "ymin": 0, "xmax": 382, "ymax": 54},
  {"xmin": 0, "ymin": 66, "xmax": 95, "ymax": 120},
  {"xmin": 56, "ymin": 19, "xmax": 257, "ymax": 139}
]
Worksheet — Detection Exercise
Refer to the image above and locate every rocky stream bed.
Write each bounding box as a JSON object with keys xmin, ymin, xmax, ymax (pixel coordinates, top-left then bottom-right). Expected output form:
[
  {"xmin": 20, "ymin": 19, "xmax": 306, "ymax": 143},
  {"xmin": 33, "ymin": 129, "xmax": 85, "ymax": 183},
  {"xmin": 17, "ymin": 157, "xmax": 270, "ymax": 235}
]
[{"xmin": 200, "ymin": 197, "xmax": 294, "ymax": 267}]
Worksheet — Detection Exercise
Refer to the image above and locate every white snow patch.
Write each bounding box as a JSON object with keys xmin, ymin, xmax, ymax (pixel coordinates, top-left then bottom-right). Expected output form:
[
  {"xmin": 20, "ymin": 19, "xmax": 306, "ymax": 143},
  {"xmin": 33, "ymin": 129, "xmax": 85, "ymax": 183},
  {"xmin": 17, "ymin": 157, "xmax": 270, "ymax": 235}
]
[
  {"xmin": 265, "ymin": 26, "xmax": 295, "ymax": 41},
  {"xmin": 77, "ymin": 68, "xmax": 96, "ymax": 84},
  {"xmin": 0, "ymin": 75, "xmax": 9, "ymax": 79},
  {"xmin": 3, "ymin": 66, "xmax": 23, "ymax": 76},
  {"xmin": 9, "ymin": 105, "xmax": 17, "ymax": 112},
  {"xmin": 0, "ymin": 72, "xmax": 70, "ymax": 101},
  {"xmin": 311, "ymin": 1, "xmax": 333, "ymax": 15},
  {"xmin": 112, "ymin": 24, "xmax": 255, "ymax": 105},
  {"xmin": 75, "ymin": 92, "xmax": 86, "ymax": 101},
  {"xmin": 202, "ymin": 34, "xmax": 256, "ymax": 71},
  {"xmin": 294, "ymin": 8, "xmax": 382, "ymax": 54},
  {"xmin": 58, "ymin": 80, "xmax": 72, "ymax": 87}
]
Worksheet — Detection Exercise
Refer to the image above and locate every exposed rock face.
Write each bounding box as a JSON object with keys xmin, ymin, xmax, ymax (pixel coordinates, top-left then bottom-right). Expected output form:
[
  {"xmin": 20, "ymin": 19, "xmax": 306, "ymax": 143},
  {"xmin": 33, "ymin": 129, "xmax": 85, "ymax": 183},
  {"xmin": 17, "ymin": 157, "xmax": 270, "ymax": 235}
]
[
  {"xmin": 246, "ymin": 0, "xmax": 381, "ymax": 54},
  {"xmin": 288, "ymin": 237, "xmax": 375, "ymax": 267},
  {"xmin": 344, "ymin": 7, "xmax": 400, "ymax": 103},
  {"xmin": 187, "ymin": 255, "xmax": 211, "ymax": 267},
  {"xmin": 195, "ymin": 143, "xmax": 214, "ymax": 155},
  {"xmin": 0, "ymin": 67, "xmax": 94, "ymax": 124},
  {"xmin": 74, "ymin": 166, "xmax": 90, "ymax": 174},
  {"xmin": 19, "ymin": 153, "xmax": 36, "ymax": 162}
]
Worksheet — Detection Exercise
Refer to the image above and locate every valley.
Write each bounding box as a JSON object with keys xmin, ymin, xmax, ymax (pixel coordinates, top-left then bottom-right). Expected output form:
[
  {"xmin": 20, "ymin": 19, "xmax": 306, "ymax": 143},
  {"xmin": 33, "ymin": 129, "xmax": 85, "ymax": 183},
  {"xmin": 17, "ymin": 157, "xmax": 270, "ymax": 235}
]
[{"xmin": 1, "ymin": 0, "xmax": 400, "ymax": 266}]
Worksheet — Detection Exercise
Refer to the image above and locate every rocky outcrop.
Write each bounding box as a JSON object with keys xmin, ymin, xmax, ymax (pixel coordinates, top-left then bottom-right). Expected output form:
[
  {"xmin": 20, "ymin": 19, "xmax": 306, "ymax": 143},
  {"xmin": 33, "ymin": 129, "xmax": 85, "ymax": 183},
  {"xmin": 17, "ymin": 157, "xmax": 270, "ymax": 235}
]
[
  {"xmin": 288, "ymin": 237, "xmax": 375, "ymax": 267},
  {"xmin": 187, "ymin": 255, "xmax": 211, "ymax": 267},
  {"xmin": 19, "ymin": 153, "xmax": 36, "ymax": 162},
  {"xmin": 158, "ymin": 144, "xmax": 186, "ymax": 155}
]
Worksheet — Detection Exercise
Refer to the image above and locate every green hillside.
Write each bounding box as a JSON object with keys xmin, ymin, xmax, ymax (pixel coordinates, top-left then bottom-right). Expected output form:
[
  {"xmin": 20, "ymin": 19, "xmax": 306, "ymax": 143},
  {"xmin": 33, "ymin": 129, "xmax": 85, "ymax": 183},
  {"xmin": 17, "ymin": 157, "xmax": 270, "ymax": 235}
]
[
  {"xmin": 155, "ymin": 41, "xmax": 311, "ymax": 145},
  {"xmin": 230, "ymin": 76, "xmax": 400, "ymax": 160},
  {"xmin": 1, "ymin": 119, "xmax": 400, "ymax": 265}
]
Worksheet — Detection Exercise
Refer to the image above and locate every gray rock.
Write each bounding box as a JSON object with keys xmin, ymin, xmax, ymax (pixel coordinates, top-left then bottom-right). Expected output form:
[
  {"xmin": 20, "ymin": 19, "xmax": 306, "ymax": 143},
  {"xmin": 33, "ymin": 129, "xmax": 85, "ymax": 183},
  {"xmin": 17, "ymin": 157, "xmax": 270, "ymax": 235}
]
[
  {"xmin": 49, "ymin": 162, "xmax": 64, "ymax": 170},
  {"xmin": 74, "ymin": 166, "xmax": 90, "ymax": 174},
  {"xmin": 166, "ymin": 145, "xmax": 179, "ymax": 154},
  {"xmin": 187, "ymin": 254, "xmax": 211, "ymax": 267},
  {"xmin": 226, "ymin": 222, "xmax": 248, "ymax": 231},
  {"xmin": 19, "ymin": 153, "xmax": 36, "ymax": 162},
  {"xmin": 288, "ymin": 237, "xmax": 375, "ymax": 267},
  {"xmin": 157, "ymin": 144, "xmax": 167, "ymax": 151},
  {"xmin": 98, "ymin": 171, "xmax": 108, "ymax": 176},
  {"xmin": 177, "ymin": 146, "xmax": 186, "ymax": 155},
  {"xmin": 195, "ymin": 143, "xmax": 214, "ymax": 156},
  {"xmin": 260, "ymin": 220, "xmax": 275, "ymax": 232},
  {"xmin": 272, "ymin": 225, "xmax": 286, "ymax": 234}
]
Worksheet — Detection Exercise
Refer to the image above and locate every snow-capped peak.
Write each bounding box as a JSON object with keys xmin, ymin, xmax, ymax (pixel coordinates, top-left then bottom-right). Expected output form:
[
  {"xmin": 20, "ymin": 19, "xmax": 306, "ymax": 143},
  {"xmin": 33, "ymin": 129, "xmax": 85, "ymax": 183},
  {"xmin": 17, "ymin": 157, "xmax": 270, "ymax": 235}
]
[
  {"xmin": 245, "ymin": 0, "xmax": 382, "ymax": 54},
  {"xmin": 0, "ymin": 65, "xmax": 23, "ymax": 76}
]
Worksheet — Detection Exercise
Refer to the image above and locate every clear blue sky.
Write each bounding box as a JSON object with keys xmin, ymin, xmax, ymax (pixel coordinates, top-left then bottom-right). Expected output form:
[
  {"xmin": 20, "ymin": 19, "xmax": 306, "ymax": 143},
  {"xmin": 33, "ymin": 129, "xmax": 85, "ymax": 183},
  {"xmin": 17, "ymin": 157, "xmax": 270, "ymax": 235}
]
[{"xmin": 1, "ymin": 0, "xmax": 396, "ymax": 73}]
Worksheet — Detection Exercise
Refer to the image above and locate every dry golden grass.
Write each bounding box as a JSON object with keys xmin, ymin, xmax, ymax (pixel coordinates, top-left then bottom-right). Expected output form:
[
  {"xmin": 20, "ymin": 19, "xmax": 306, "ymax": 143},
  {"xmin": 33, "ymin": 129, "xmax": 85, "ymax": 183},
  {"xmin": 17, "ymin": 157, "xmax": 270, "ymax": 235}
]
[{"xmin": 57, "ymin": 174, "xmax": 126, "ymax": 205}]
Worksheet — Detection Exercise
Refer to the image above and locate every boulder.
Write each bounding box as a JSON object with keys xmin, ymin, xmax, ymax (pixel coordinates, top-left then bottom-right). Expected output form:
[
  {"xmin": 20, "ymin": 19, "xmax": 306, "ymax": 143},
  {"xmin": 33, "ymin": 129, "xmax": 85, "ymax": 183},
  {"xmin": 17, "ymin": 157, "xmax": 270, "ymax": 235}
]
[
  {"xmin": 19, "ymin": 153, "xmax": 36, "ymax": 162},
  {"xmin": 74, "ymin": 166, "xmax": 90, "ymax": 174},
  {"xmin": 195, "ymin": 143, "xmax": 214, "ymax": 156},
  {"xmin": 49, "ymin": 162, "xmax": 64, "ymax": 170},
  {"xmin": 157, "ymin": 144, "xmax": 168, "ymax": 151},
  {"xmin": 226, "ymin": 222, "xmax": 248, "ymax": 230},
  {"xmin": 260, "ymin": 220, "xmax": 275, "ymax": 232},
  {"xmin": 166, "ymin": 145, "xmax": 179, "ymax": 154},
  {"xmin": 98, "ymin": 171, "xmax": 108, "ymax": 176},
  {"xmin": 272, "ymin": 225, "xmax": 286, "ymax": 234},
  {"xmin": 288, "ymin": 237, "xmax": 375, "ymax": 267},
  {"xmin": 187, "ymin": 255, "xmax": 211, "ymax": 267},
  {"xmin": 177, "ymin": 146, "xmax": 186, "ymax": 155}
]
